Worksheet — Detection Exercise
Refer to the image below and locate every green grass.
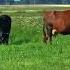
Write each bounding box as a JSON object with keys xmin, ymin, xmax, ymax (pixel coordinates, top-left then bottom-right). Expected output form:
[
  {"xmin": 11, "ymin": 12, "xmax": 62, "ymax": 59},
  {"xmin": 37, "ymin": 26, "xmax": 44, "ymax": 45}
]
[
  {"xmin": 0, "ymin": 6, "xmax": 70, "ymax": 70},
  {"xmin": 0, "ymin": 42, "xmax": 70, "ymax": 70}
]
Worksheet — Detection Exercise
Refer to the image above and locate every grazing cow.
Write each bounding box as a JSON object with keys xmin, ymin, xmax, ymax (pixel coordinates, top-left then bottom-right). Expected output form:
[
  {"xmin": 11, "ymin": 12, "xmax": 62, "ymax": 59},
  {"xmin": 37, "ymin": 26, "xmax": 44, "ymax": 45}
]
[
  {"xmin": 0, "ymin": 15, "xmax": 11, "ymax": 44},
  {"xmin": 43, "ymin": 10, "xmax": 70, "ymax": 43}
]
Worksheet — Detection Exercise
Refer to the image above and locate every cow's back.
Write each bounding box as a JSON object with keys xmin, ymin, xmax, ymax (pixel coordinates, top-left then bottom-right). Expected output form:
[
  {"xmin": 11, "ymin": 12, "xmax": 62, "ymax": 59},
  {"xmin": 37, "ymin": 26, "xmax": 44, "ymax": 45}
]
[{"xmin": 43, "ymin": 10, "xmax": 70, "ymax": 33}]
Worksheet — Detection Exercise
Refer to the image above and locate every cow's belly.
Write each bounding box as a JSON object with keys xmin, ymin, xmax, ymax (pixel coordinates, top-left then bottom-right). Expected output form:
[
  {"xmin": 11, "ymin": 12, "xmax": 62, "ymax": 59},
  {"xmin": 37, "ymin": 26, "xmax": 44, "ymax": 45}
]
[
  {"xmin": 53, "ymin": 25, "xmax": 70, "ymax": 35},
  {"xmin": 53, "ymin": 23, "xmax": 65, "ymax": 33},
  {"xmin": 61, "ymin": 27, "xmax": 70, "ymax": 34}
]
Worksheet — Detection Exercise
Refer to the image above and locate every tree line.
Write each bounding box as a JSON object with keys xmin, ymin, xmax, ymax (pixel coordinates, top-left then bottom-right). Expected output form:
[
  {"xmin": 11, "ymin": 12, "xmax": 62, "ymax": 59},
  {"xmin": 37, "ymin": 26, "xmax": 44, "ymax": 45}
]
[{"xmin": 0, "ymin": 0, "xmax": 70, "ymax": 4}]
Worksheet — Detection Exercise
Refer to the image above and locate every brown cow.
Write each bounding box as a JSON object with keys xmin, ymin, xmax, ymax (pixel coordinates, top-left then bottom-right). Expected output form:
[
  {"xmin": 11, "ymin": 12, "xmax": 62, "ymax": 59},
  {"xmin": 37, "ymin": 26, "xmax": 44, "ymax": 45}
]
[{"xmin": 43, "ymin": 10, "xmax": 70, "ymax": 43}]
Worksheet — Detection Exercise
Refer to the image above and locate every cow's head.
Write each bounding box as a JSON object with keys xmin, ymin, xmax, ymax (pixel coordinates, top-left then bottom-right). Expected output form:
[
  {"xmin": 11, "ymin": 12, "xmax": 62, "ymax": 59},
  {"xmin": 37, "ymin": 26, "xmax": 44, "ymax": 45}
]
[
  {"xmin": 43, "ymin": 11, "xmax": 57, "ymax": 44},
  {"xmin": 46, "ymin": 11, "xmax": 56, "ymax": 24}
]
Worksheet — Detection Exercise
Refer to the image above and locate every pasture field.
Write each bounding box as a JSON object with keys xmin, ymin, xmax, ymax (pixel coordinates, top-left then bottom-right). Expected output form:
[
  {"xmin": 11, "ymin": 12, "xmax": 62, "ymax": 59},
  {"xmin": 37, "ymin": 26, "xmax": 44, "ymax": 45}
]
[{"xmin": 0, "ymin": 6, "xmax": 70, "ymax": 70}]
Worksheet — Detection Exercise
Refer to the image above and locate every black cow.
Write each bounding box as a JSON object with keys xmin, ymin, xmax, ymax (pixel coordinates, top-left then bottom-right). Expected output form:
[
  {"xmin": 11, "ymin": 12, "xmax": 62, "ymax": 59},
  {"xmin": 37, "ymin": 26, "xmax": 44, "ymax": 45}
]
[{"xmin": 0, "ymin": 15, "xmax": 11, "ymax": 44}]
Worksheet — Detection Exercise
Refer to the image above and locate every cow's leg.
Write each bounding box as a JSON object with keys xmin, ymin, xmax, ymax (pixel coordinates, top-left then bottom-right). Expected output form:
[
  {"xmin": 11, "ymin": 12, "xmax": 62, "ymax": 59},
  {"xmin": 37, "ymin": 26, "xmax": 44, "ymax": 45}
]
[
  {"xmin": 2, "ymin": 24, "xmax": 11, "ymax": 45},
  {"xmin": 0, "ymin": 29, "xmax": 2, "ymax": 44},
  {"xmin": 2, "ymin": 26, "xmax": 11, "ymax": 45},
  {"xmin": 2, "ymin": 33, "xmax": 9, "ymax": 44},
  {"xmin": 47, "ymin": 24, "xmax": 53, "ymax": 44},
  {"xmin": 43, "ymin": 22, "xmax": 48, "ymax": 43}
]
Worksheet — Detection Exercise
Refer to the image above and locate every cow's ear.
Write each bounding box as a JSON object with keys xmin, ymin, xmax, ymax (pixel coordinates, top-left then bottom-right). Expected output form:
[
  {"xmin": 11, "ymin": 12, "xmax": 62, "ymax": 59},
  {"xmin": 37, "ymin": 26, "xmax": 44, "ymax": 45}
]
[
  {"xmin": 50, "ymin": 11, "xmax": 56, "ymax": 15},
  {"xmin": 53, "ymin": 11, "xmax": 56, "ymax": 14},
  {"xmin": 52, "ymin": 11, "xmax": 56, "ymax": 18}
]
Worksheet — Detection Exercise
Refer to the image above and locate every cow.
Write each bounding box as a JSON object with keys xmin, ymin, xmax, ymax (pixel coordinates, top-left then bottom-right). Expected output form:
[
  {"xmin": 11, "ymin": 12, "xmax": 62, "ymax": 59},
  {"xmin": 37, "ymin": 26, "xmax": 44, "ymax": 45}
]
[
  {"xmin": 0, "ymin": 15, "xmax": 11, "ymax": 44},
  {"xmin": 43, "ymin": 10, "xmax": 70, "ymax": 44}
]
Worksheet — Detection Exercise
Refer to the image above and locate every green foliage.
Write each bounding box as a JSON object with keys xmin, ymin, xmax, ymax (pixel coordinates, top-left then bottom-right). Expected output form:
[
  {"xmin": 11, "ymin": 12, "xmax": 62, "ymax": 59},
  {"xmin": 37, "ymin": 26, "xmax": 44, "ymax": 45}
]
[{"xmin": 9, "ymin": 15, "xmax": 43, "ymax": 44}]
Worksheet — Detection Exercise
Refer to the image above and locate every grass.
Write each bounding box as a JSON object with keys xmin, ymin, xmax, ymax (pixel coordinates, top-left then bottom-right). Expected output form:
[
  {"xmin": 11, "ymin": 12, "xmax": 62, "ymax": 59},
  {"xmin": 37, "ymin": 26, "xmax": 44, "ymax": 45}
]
[
  {"xmin": 0, "ymin": 42, "xmax": 70, "ymax": 70},
  {"xmin": 0, "ymin": 6, "xmax": 70, "ymax": 70}
]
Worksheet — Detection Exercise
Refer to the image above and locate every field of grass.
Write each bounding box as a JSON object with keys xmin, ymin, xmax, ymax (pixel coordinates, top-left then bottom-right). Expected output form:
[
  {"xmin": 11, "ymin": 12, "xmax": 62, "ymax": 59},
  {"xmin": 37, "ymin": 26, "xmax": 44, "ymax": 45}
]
[{"xmin": 0, "ymin": 6, "xmax": 70, "ymax": 70}]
